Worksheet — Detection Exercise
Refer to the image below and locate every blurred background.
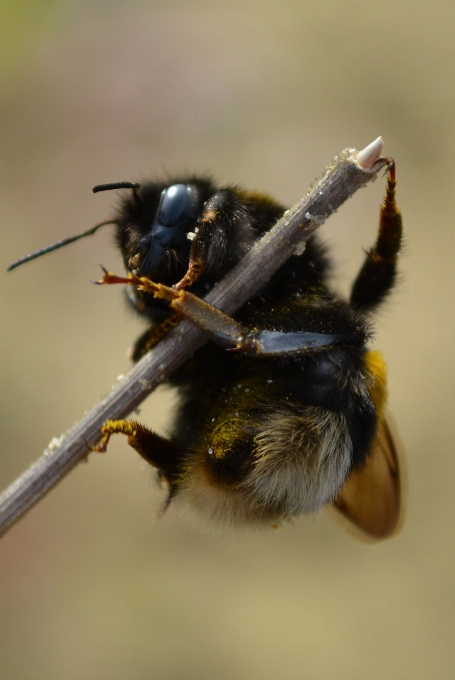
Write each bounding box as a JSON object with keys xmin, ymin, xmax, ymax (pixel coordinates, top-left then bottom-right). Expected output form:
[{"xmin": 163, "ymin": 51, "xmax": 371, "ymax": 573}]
[{"xmin": 0, "ymin": 2, "xmax": 453, "ymax": 679}]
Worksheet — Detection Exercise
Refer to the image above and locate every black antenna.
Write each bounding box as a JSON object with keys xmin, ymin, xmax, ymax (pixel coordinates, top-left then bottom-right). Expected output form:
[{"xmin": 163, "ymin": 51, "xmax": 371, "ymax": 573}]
[
  {"xmin": 93, "ymin": 181, "xmax": 141, "ymax": 207},
  {"xmin": 92, "ymin": 181, "xmax": 141, "ymax": 193},
  {"xmin": 7, "ymin": 220, "xmax": 116, "ymax": 272},
  {"xmin": 8, "ymin": 181, "xmax": 142, "ymax": 272}
]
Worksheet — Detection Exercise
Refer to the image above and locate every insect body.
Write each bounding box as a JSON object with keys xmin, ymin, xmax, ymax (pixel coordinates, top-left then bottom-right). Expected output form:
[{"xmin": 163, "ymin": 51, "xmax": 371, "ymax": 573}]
[
  {"xmin": 9, "ymin": 166, "xmax": 404, "ymax": 539},
  {"xmin": 95, "ymin": 169, "xmax": 404, "ymax": 538}
]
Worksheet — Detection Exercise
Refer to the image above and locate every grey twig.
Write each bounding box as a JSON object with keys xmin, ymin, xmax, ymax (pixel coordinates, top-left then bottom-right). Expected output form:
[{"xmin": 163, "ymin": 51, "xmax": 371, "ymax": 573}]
[{"xmin": 0, "ymin": 138, "xmax": 390, "ymax": 537}]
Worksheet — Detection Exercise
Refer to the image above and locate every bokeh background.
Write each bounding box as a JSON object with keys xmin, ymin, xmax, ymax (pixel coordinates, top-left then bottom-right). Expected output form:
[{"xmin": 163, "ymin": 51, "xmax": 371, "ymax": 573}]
[{"xmin": 0, "ymin": 2, "xmax": 453, "ymax": 679}]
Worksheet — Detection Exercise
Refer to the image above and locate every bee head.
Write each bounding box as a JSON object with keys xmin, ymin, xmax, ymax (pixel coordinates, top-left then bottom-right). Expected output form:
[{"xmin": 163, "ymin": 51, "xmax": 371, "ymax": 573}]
[
  {"xmin": 131, "ymin": 183, "xmax": 200, "ymax": 278},
  {"xmin": 113, "ymin": 178, "xmax": 216, "ymax": 286}
]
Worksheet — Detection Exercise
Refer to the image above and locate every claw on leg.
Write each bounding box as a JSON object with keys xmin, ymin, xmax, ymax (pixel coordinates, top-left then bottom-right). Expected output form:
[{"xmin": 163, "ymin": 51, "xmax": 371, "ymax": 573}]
[
  {"xmin": 94, "ymin": 419, "xmax": 141, "ymax": 453},
  {"xmin": 95, "ymin": 266, "xmax": 183, "ymax": 301}
]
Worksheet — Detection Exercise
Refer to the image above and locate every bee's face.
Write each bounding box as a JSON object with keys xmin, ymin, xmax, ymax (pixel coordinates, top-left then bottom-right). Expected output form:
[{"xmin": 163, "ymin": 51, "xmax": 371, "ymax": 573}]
[
  {"xmin": 115, "ymin": 178, "xmax": 218, "ymax": 287},
  {"xmin": 125, "ymin": 184, "xmax": 202, "ymax": 277}
]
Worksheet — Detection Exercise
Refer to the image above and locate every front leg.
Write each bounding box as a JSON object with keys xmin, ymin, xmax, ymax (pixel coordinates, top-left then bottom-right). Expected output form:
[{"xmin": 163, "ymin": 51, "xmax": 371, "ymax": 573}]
[
  {"xmin": 97, "ymin": 270, "xmax": 367, "ymax": 355},
  {"xmin": 172, "ymin": 205, "xmax": 214, "ymax": 290},
  {"xmin": 174, "ymin": 189, "xmax": 253, "ymax": 290}
]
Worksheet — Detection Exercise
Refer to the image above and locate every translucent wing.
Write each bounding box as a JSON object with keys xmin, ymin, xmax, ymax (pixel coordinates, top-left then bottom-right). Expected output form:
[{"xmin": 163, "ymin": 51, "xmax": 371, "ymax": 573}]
[{"xmin": 328, "ymin": 411, "xmax": 406, "ymax": 541}]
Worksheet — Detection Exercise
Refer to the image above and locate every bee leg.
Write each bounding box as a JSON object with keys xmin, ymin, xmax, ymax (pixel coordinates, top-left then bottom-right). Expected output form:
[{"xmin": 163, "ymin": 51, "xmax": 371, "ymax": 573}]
[
  {"xmin": 98, "ymin": 272, "xmax": 366, "ymax": 356},
  {"xmin": 173, "ymin": 198, "xmax": 222, "ymax": 290},
  {"xmin": 350, "ymin": 163, "xmax": 403, "ymax": 312},
  {"xmin": 174, "ymin": 189, "xmax": 252, "ymax": 290},
  {"xmin": 94, "ymin": 419, "xmax": 182, "ymax": 484},
  {"xmin": 173, "ymin": 222, "xmax": 208, "ymax": 290},
  {"xmin": 130, "ymin": 314, "xmax": 182, "ymax": 362},
  {"xmin": 157, "ymin": 287, "xmax": 366, "ymax": 355}
]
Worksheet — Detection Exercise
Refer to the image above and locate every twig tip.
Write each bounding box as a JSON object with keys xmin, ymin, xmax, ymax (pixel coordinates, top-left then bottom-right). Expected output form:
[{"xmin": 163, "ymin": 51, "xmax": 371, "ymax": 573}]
[{"xmin": 356, "ymin": 136, "xmax": 384, "ymax": 169}]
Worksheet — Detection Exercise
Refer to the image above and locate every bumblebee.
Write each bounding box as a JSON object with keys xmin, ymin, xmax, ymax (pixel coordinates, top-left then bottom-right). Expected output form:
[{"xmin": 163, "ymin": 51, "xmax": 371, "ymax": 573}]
[{"xmin": 9, "ymin": 166, "xmax": 404, "ymax": 539}]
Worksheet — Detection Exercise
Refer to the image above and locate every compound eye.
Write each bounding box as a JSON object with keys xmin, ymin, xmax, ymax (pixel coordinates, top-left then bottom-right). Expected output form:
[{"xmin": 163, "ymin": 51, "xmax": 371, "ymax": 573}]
[{"xmin": 158, "ymin": 184, "xmax": 192, "ymax": 227}]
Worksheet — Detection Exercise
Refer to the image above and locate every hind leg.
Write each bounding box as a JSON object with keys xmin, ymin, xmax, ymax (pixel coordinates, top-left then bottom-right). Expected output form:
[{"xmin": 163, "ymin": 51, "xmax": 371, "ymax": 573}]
[{"xmin": 350, "ymin": 164, "xmax": 403, "ymax": 313}]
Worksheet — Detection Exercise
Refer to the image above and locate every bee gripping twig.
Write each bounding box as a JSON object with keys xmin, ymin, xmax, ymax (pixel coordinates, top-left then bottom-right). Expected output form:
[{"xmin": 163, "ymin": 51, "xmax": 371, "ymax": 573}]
[{"xmin": 0, "ymin": 142, "xmax": 390, "ymax": 537}]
